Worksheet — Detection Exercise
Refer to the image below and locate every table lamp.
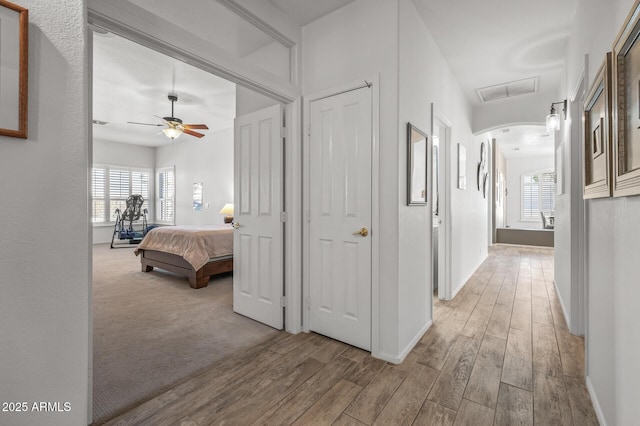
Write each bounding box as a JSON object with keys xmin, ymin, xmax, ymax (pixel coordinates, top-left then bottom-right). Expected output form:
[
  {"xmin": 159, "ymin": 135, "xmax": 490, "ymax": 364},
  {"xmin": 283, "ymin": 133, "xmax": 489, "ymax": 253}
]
[{"xmin": 219, "ymin": 203, "xmax": 234, "ymax": 223}]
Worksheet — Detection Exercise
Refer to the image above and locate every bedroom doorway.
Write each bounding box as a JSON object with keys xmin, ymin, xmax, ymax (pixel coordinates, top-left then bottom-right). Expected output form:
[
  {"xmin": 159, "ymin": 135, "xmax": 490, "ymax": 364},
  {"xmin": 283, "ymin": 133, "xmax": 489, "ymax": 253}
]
[{"xmin": 88, "ymin": 25, "xmax": 293, "ymax": 423}]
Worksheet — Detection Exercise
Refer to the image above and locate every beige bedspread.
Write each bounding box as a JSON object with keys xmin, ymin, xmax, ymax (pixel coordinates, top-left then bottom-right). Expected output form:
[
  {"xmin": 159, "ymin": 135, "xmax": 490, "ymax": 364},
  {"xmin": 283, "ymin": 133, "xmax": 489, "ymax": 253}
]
[{"xmin": 135, "ymin": 224, "xmax": 233, "ymax": 270}]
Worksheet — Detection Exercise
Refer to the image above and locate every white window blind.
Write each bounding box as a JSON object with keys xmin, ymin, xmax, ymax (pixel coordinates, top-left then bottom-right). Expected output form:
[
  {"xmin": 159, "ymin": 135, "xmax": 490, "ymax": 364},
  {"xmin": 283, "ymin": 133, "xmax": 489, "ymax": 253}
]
[
  {"xmin": 156, "ymin": 166, "xmax": 175, "ymax": 224},
  {"xmin": 521, "ymin": 170, "xmax": 555, "ymax": 220},
  {"xmin": 91, "ymin": 165, "xmax": 152, "ymax": 223},
  {"xmin": 91, "ymin": 168, "xmax": 107, "ymax": 223}
]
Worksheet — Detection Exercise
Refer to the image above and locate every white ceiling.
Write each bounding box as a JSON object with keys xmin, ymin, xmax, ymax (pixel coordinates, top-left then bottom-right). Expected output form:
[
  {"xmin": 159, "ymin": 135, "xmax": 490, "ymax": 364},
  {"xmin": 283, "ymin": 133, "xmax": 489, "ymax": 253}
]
[
  {"xmin": 488, "ymin": 125, "xmax": 555, "ymax": 159},
  {"xmin": 94, "ymin": 0, "xmax": 570, "ymax": 154},
  {"xmin": 268, "ymin": 0, "xmax": 355, "ymax": 26},
  {"xmin": 412, "ymin": 0, "xmax": 578, "ymax": 106},
  {"xmin": 92, "ymin": 32, "xmax": 236, "ymax": 147}
]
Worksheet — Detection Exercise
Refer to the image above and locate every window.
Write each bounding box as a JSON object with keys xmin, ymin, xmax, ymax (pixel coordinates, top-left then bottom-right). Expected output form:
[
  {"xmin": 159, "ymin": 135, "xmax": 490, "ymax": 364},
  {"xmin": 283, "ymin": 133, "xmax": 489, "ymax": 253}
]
[
  {"xmin": 91, "ymin": 165, "xmax": 152, "ymax": 223},
  {"xmin": 156, "ymin": 166, "xmax": 175, "ymax": 224},
  {"xmin": 521, "ymin": 170, "xmax": 555, "ymax": 220}
]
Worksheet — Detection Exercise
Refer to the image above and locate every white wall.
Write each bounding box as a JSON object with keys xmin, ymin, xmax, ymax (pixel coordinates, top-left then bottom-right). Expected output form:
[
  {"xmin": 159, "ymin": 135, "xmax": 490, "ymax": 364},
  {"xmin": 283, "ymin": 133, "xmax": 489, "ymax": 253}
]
[
  {"xmin": 562, "ymin": 0, "xmax": 640, "ymax": 424},
  {"xmin": 504, "ymin": 156, "xmax": 554, "ymax": 229},
  {"xmin": 302, "ymin": 0, "xmax": 401, "ymax": 360},
  {"xmin": 156, "ymin": 128, "xmax": 234, "ymax": 226},
  {"xmin": 92, "ymin": 139, "xmax": 156, "ymax": 243},
  {"xmin": 0, "ymin": 1, "xmax": 89, "ymax": 425},
  {"xmin": 303, "ymin": 0, "xmax": 485, "ymax": 362},
  {"xmin": 401, "ymin": 0, "xmax": 488, "ymax": 302}
]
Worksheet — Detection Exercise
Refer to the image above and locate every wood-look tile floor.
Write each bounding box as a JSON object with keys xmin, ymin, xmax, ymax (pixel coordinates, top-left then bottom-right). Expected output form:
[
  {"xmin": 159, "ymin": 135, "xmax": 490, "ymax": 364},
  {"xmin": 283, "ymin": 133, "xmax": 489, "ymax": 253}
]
[{"xmin": 102, "ymin": 245, "xmax": 599, "ymax": 426}]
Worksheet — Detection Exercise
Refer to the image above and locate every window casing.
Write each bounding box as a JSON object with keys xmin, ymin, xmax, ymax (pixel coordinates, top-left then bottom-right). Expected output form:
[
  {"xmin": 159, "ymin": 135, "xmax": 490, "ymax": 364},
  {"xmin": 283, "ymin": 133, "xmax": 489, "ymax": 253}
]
[
  {"xmin": 156, "ymin": 166, "xmax": 175, "ymax": 225},
  {"xmin": 521, "ymin": 170, "xmax": 555, "ymax": 221},
  {"xmin": 91, "ymin": 165, "xmax": 152, "ymax": 224}
]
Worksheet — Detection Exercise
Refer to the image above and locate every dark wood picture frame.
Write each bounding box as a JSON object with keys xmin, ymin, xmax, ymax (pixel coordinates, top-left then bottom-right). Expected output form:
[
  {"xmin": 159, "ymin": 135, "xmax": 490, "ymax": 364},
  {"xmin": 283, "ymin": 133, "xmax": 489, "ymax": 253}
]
[
  {"xmin": 612, "ymin": 2, "xmax": 640, "ymax": 196},
  {"xmin": 0, "ymin": 0, "xmax": 28, "ymax": 139},
  {"xmin": 407, "ymin": 122, "xmax": 428, "ymax": 205},
  {"xmin": 583, "ymin": 53, "xmax": 613, "ymax": 199}
]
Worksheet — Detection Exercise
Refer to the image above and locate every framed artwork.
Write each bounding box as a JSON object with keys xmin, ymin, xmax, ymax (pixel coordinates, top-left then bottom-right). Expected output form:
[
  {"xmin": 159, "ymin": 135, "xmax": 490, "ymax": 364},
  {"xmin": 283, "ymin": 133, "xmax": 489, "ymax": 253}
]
[
  {"xmin": 583, "ymin": 53, "xmax": 613, "ymax": 199},
  {"xmin": 458, "ymin": 144, "xmax": 467, "ymax": 190},
  {"xmin": 407, "ymin": 122, "xmax": 428, "ymax": 205},
  {"xmin": 0, "ymin": 0, "xmax": 28, "ymax": 139},
  {"xmin": 612, "ymin": 5, "xmax": 640, "ymax": 196}
]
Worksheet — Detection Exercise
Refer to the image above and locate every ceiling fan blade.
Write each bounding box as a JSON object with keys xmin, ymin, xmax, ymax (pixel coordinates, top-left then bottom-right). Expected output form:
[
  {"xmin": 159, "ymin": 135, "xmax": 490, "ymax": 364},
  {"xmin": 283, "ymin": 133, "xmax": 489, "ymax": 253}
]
[
  {"xmin": 184, "ymin": 124, "xmax": 209, "ymax": 130},
  {"xmin": 127, "ymin": 121, "xmax": 164, "ymax": 127},
  {"xmin": 183, "ymin": 129, "xmax": 205, "ymax": 138}
]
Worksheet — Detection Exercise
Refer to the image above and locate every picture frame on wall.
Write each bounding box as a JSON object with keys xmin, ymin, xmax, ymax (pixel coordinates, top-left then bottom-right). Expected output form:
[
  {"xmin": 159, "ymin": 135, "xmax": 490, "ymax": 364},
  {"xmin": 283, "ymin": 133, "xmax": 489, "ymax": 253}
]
[
  {"xmin": 612, "ymin": 6, "xmax": 640, "ymax": 197},
  {"xmin": 457, "ymin": 143, "xmax": 467, "ymax": 190},
  {"xmin": 407, "ymin": 122, "xmax": 428, "ymax": 205},
  {"xmin": 0, "ymin": 0, "xmax": 28, "ymax": 139},
  {"xmin": 583, "ymin": 52, "xmax": 613, "ymax": 199}
]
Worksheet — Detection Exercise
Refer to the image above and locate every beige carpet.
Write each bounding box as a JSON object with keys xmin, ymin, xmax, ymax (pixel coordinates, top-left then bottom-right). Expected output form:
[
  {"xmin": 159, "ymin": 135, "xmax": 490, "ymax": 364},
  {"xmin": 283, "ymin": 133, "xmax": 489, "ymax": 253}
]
[{"xmin": 92, "ymin": 244, "xmax": 280, "ymax": 425}]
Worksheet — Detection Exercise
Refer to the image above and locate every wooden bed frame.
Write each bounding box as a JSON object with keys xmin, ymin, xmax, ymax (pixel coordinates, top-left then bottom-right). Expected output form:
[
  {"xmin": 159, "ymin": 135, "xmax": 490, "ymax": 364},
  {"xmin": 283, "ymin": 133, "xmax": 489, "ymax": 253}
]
[{"xmin": 139, "ymin": 249, "xmax": 233, "ymax": 289}]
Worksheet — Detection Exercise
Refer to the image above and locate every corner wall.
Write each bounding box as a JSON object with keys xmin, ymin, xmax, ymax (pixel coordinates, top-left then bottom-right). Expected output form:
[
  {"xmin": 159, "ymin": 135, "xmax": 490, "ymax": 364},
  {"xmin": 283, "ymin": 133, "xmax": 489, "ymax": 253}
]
[
  {"xmin": 563, "ymin": 0, "xmax": 640, "ymax": 424},
  {"xmin": 0, "ymin": 1, "xmax": 89, "ymax": 425},
  {"xmin": 302, "ymin": 0, "xmax": 401, "ymax": 359},
  {"xmin": 156, "ymin": 128, "xmax": 234, "ymax": 226}
]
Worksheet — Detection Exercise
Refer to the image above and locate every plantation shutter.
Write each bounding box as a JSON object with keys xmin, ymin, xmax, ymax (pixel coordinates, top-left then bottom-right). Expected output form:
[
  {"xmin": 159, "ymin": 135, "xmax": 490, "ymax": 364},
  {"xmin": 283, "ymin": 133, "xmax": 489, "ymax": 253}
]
[
  {"xmin": 540, "ymin": 172, "xmax": 556, "ymax": 215},
  {"xmin": 157, "ymin": 167, "xmax": 175, "ymax": 224},
  {"xmin": 91, "ymin": 167, "xmax": 107, "ymax": 223},
  {"xmin": 522, "ymin": 174, "xmax": 539, "ymax": 220}
]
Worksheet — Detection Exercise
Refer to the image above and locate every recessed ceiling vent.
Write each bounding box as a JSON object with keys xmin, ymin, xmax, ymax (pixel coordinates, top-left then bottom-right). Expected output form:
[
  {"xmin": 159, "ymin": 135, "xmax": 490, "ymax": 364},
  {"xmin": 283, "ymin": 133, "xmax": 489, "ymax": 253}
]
[{"xmin": 476, "ymin": 77, "xmax": 539, "ymax": 103}]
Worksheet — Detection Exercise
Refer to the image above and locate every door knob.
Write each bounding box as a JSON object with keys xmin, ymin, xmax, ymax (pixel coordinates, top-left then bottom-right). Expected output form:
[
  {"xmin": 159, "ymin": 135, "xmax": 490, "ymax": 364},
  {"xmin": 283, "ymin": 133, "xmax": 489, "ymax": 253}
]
[
  {"xmin": 232, "ymin": 222, "xmax": 240, "ymax": 229},
  {"xmin": 352, "ymin": 227, "xmax": 369, "ymax": 237}
]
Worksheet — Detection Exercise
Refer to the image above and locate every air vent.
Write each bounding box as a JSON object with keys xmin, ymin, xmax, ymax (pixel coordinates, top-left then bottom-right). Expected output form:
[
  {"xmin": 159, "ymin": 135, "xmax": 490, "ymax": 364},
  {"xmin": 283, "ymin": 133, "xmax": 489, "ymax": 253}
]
[{"xmin": 476, "ymin": 77, "xmax": 539, "ymax": 103}]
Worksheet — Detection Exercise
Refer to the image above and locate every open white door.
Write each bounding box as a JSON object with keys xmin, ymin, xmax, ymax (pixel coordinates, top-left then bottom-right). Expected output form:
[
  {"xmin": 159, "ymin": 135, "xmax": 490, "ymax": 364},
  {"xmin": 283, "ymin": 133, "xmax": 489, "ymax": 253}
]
[
  {"xmin": 308, "ymin": 86, "xmax": 372, "ymax": 351},
  {"xmin": 233, "ymin": 104, "xmax": 284, "ymax": 330}
]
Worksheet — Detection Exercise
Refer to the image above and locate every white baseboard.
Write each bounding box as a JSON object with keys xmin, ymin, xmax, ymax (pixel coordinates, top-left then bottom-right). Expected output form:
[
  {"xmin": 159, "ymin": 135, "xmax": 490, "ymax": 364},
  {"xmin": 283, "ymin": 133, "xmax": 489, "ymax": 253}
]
[
  {"xmin": 377, "ymin": 320, "xmax": 433, "ymax": 364},
  {"xmin": 586, "ymin": 376, "xmax": 607, "ymax": 426},
  {"xmin": 553, "ymin": 279, "xmax": 571, "ymax": 330}
]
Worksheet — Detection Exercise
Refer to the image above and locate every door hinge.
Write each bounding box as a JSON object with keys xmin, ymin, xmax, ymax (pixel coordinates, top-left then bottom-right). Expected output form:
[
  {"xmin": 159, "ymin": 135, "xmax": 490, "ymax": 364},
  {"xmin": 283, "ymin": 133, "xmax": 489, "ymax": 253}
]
[
  {"xmin": 306, "ymin": 211, "xmax": 311, "ymax": 222},
  {"xmin": 280, "ymin": 211, "xmax": 288, "ymax": 222},
  {"xmin": 280, "ymin": 296, "xmax": 287, "ymax": 307},
  {"xmin": 305, "ymin": 297, "xmax": 310, "ymax": 309},
  {"xmin": 308, "ymin": 124, "xmax": 311, "ymax": 136},
  {"xmin": 280, "ymin": 127, "xmax": 286, "ymax": 138}
]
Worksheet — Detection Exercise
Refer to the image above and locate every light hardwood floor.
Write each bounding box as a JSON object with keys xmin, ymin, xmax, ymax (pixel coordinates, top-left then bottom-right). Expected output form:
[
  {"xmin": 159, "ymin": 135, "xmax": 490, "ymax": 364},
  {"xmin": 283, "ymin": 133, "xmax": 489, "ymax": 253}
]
[{"xmin": 102, "ymin": 245, "xmax": 599, "ymax": 426}]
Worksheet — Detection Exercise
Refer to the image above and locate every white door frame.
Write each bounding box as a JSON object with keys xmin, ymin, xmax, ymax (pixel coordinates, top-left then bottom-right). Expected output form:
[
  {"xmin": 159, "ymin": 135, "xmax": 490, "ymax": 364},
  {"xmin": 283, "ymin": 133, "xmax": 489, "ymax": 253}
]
[
  {"xmin": 431, "ymin": 104, "xmax": 453, "ymax": 301},
  {"xmin": 302, "ymin": 77, "xmax": 381, "ymax": 356},
  {"xmin": 569, "ymin": 55, "xmax": 588, "ymax": 339},
  {"xmin": 86, "ymin": 3, "xmax": 304, "ymax": 420}
]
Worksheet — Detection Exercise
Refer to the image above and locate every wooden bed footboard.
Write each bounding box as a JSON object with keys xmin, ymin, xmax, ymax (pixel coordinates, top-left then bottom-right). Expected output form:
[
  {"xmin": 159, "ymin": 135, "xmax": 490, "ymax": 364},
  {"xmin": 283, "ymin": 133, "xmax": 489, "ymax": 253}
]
[{"xmin": 139, "ymin": 249, "xmax": 233, "ymax": 289}]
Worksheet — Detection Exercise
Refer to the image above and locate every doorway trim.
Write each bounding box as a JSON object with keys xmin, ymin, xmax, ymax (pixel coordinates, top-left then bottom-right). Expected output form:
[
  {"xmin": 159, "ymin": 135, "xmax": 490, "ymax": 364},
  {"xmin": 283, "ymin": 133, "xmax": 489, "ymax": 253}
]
[
  {"xmin": 431, "ymin": 104, "xmax": 453, "ymax": 301},
  {"xmin": 568, "ymin": 54, "xmax": 588, "ymax": 339},
  {"xmin": 302, "ymin": 77, "xmax": 381, "ymax": 356},
  {"xmin": 87, "ymin": 3, "xmax": 304, "ymax": 420}
]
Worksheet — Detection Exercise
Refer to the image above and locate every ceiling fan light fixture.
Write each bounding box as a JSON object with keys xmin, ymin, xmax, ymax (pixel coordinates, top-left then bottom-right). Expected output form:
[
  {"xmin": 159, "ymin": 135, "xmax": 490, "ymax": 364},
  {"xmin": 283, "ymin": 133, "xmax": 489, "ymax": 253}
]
[{"xmin": 162, "ymin": 127, "xmax": 182, "ymax": 140}]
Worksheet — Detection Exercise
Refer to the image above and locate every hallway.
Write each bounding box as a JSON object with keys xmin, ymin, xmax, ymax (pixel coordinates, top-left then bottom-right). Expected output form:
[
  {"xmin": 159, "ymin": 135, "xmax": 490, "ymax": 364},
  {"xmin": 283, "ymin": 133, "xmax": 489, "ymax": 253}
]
[{"xmin": 103, "ymin": 245, "xmax": 598, "ymax": 425}]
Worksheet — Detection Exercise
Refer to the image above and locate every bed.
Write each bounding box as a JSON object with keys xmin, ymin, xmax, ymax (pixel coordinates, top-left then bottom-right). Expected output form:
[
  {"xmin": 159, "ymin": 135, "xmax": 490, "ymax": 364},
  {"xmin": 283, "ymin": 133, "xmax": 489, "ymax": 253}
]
[{"xmin": 134, "ymin": 224, "xmax": 234, "ymax": 289}]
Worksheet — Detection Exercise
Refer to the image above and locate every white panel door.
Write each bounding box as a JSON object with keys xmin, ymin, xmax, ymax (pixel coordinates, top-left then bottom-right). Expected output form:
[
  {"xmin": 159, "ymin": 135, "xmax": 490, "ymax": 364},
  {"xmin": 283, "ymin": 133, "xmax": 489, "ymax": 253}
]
[
  {"xmin": 309, "ymin": 87, "xmax": 372, "ymax": 350},
  {"xmin": 233, "ymin": 104, "xmax": 283, "ymax": 330}
]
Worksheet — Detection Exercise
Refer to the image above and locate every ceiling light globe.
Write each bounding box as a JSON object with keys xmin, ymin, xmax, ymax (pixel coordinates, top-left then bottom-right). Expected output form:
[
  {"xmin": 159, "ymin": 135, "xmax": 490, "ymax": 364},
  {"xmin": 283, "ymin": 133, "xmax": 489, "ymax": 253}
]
[{"xmin": 163, "ymin": 127, "xmax": 182, "ymax": 139}]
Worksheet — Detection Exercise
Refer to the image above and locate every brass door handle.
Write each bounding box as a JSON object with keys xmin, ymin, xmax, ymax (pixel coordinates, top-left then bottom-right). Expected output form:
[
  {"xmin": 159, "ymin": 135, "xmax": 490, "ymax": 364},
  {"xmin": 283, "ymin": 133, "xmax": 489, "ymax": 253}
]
[
  {"xmin": 352, "ymin": 227, "xmax": 369, "ymax": 237},
  {"xmin": 232, "ymin": 222, "xmax": 240, "ymax": 229}
]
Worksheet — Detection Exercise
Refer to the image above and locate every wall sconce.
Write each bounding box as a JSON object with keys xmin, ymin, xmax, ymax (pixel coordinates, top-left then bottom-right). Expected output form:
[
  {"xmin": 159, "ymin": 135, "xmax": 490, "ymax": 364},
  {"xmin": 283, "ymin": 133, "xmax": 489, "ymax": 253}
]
[
  {"xmin": 546, "ymin": 100, "xmax": 567, "ymax": 132},
  {"xmin": 219, "ymin": 203, "xmax": 234, "ymax": 223}
]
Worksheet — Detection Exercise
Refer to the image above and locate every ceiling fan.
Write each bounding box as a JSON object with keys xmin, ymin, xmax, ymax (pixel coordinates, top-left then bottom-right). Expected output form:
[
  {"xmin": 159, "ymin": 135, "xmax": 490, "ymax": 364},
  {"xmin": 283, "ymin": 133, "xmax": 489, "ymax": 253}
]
[{"xmin": 128, "ymin": 93, "xmax": 209, "ymax": 140}]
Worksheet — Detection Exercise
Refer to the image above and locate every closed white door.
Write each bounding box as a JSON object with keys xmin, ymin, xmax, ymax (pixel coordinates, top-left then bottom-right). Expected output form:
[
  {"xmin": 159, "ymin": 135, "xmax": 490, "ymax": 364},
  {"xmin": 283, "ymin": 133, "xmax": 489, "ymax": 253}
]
[
  {"xmin": 233, "ymin": 104, "xmax": 283, "ymax": 330},
  {"xmin": 309, "ymin": 87, "xmax": 372, "ymax": 350}
]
